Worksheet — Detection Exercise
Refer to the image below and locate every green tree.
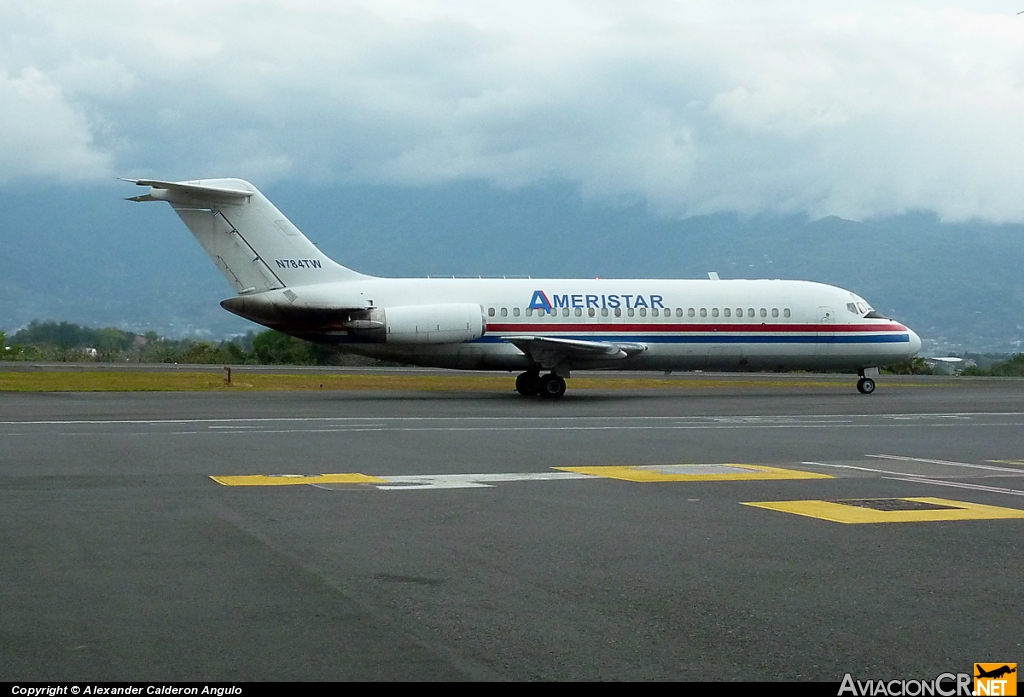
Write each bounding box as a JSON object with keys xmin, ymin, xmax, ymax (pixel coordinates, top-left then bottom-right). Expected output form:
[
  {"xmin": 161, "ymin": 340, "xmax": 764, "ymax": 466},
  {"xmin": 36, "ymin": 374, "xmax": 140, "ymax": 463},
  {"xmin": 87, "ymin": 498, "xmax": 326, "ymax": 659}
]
[
  {"xmin": 881, "ymin": 357, "xmax": 934, "ymax": 375},
  {"xmin": 964, "ymin": 353, "xmax": 1024, "ymax": 377},
  {"xmin": 252, "ymin": 330, "xmax": 321, "ymax": 364}
]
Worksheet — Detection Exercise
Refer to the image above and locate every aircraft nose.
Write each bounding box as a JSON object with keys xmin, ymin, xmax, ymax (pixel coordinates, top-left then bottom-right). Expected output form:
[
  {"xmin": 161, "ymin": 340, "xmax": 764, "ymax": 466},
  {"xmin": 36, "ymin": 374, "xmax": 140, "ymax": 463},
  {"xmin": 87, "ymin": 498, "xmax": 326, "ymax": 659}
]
[{"xmin": 907, "ymin": 328, "xmax": 922, "ymax": 356}]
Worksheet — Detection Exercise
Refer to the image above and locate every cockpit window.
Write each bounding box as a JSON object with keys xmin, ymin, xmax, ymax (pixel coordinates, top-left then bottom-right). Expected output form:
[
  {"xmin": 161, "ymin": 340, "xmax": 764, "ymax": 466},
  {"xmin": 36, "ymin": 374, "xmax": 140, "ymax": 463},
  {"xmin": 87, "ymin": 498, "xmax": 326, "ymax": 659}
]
[{"xmin": 848, "ymin": 301, "xmax": 877, "ymax": 317}]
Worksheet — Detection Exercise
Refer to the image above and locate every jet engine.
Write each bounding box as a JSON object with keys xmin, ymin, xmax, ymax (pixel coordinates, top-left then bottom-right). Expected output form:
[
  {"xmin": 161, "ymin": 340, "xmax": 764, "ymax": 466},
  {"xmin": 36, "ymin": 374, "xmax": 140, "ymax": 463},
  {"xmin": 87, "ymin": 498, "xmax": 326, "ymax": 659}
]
[{"xmin": 343, "ymin": 304, "xmax": 485, "ymax": 344}]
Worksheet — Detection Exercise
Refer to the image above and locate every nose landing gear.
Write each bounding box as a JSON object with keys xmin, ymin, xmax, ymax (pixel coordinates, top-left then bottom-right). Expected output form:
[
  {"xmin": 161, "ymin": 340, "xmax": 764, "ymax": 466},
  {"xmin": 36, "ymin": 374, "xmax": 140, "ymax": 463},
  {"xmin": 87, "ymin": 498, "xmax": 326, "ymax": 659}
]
[{"xmin": 857, "ymin": 375, "xmax": 876, "ymax": 394}]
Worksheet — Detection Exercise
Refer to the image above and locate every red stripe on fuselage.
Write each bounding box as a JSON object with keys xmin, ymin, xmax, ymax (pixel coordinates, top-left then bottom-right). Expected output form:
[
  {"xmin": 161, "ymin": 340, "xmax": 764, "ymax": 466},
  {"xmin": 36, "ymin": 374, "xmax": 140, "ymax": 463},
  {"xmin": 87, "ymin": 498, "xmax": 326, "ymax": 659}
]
[{"xmin": 485, "ymin": 322, "xmax": 908, "ymax": 333}]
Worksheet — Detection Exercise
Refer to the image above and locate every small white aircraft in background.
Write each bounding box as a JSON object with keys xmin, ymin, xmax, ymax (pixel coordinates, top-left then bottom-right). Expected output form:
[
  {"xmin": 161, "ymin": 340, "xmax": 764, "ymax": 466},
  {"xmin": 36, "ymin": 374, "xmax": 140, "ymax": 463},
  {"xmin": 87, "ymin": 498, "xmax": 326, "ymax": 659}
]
[{"xmin": 127, "ymin": 178, "xmax": 922, "ymax": 398}]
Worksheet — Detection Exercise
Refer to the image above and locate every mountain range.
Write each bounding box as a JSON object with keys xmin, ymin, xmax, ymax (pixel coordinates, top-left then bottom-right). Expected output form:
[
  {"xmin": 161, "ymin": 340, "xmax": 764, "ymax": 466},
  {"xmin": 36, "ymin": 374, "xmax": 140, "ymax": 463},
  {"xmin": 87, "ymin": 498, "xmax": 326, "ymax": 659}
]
[{"xmin": 1, "ymin": 180, "xmax": 1020, "ymax": 354}]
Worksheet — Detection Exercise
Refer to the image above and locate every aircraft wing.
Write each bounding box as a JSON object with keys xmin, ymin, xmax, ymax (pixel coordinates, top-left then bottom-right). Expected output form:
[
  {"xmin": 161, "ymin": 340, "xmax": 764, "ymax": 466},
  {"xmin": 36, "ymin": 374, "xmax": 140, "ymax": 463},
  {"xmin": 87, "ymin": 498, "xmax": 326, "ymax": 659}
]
[{"xmin": 504, "ymin": 335, "xmax": 647, "ymax": 367}]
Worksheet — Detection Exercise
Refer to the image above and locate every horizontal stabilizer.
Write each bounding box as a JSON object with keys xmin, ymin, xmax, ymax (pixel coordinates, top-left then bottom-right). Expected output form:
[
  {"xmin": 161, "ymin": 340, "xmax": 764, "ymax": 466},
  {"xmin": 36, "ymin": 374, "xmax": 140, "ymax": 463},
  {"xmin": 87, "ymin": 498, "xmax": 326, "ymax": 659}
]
[{"xmin": 123, "ymin": 178, "xmax": 253, "ymax": 202}]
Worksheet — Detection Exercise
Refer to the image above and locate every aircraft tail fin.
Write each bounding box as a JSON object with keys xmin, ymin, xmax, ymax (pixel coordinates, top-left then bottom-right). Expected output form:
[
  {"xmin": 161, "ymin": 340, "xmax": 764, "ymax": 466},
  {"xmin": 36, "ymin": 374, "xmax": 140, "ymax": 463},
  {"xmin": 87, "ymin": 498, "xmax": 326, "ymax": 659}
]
[{"xmin": 126, "ymin": 178, "xmax": 368, "ymax": 293}]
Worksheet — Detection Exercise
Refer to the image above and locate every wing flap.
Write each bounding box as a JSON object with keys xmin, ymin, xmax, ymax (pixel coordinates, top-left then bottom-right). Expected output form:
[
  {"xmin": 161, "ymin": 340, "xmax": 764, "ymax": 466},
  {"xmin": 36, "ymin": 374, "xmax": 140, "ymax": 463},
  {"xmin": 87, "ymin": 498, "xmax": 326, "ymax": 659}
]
[{"xmin": 505, "ymin": 335, "xmax": 647, "ymax": 367}]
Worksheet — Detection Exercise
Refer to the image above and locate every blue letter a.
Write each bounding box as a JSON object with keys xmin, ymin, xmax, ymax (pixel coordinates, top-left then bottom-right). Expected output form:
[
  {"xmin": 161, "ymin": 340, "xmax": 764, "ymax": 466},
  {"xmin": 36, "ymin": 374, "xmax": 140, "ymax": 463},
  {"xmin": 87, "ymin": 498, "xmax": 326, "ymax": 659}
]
[{"xmin": 528, "ymin": 290, "xmax": 552, "ymax": 311}]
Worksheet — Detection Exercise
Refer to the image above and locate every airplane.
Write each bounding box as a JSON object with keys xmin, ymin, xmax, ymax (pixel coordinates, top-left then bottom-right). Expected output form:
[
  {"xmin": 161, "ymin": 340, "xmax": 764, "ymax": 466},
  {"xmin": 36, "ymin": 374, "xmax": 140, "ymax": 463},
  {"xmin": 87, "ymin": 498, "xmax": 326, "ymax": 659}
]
[
  {"xmin": 126, "ymin": 177, "xmax": 922, "ymax": 398},
  {"xmin": 975, "ymin": 665, "xmax": 1017, "ymax": 680}
]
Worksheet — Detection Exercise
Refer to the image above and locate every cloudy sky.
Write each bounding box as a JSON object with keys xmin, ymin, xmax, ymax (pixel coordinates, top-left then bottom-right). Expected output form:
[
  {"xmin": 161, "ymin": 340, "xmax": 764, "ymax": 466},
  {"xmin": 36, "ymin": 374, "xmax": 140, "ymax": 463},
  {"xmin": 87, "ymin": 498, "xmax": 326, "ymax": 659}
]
[{"xmin": 2, "ymin": 0, "xmax": 1023, "ymax": 221}]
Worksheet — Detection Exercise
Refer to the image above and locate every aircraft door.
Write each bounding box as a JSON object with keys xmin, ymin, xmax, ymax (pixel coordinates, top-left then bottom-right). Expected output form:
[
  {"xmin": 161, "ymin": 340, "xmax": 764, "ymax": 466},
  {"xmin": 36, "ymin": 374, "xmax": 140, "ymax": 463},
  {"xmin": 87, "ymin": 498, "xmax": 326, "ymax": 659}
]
[{"xmin": 817, "ymin": 305, "xmax": 835, "ymax": 355}]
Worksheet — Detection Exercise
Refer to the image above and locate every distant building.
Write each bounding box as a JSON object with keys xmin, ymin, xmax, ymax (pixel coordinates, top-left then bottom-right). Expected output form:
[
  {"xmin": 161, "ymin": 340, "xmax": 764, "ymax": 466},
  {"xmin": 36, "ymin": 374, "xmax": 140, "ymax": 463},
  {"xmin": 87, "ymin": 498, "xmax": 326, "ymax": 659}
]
[{"xmin": 924, "ymin": 356, "xmax": 975, "ymax": 375}]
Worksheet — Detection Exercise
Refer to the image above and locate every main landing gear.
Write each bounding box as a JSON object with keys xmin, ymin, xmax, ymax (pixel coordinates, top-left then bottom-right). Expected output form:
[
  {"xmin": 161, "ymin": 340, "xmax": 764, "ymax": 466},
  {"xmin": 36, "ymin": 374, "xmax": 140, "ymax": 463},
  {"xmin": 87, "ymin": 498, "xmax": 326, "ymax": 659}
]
[{"xmin": 516, "ymin": 370, "xmax": 566, "ymax": 399}]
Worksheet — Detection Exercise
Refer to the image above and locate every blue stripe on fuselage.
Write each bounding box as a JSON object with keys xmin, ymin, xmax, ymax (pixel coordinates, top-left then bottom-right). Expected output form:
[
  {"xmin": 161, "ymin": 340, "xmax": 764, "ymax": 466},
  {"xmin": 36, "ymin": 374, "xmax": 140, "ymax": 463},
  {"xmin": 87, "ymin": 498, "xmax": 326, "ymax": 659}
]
[{"xmin": 474, "ymin": 334, "xmax": 911, "ymax": 345}]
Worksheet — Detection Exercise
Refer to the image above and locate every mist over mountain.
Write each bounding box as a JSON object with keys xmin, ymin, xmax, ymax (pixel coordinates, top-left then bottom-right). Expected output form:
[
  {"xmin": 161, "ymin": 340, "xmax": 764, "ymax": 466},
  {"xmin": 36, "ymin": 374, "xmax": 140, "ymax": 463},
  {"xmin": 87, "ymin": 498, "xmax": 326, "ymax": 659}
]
[{"xmin": 1, "ymin": 180, "xmax": 1021, "ymax": 354}]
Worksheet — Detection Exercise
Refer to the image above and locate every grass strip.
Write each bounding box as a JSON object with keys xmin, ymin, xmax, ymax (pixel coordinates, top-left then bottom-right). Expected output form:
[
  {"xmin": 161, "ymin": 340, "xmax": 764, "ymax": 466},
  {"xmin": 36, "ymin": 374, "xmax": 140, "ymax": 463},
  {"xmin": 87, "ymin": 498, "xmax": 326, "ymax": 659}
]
[{"xmin": 0, "ymin": 371, "xmax": 927, "ymax": 392}]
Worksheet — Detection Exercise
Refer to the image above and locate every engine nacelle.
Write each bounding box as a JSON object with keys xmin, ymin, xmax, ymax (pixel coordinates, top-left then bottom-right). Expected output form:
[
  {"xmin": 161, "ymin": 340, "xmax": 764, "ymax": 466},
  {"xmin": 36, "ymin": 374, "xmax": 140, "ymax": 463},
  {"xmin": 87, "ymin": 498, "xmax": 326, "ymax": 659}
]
[{"xmin": 345, "ymin": 303, "xmax": 485, "ymax": 344}]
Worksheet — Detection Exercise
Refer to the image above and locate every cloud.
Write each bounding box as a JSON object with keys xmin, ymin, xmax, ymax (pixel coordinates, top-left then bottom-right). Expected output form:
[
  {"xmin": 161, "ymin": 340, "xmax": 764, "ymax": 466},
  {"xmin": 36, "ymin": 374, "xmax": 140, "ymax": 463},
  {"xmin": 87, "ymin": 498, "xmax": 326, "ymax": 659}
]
[
  {"xmin": 0, "ymin": 68, "xmax": 111, "ymax": 183},
  {"xmin": 1, "ymin": 1, "xmax": 1023, "ymax": 221}
]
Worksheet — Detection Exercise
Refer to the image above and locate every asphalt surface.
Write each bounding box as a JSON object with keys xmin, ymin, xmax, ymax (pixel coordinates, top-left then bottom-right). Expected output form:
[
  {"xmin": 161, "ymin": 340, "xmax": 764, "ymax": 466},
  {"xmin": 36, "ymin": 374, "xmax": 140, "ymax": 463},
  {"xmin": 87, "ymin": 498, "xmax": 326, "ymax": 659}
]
[{"xmin": 1, "ymin": 376, "xmax": 1023, "ymax": 681}]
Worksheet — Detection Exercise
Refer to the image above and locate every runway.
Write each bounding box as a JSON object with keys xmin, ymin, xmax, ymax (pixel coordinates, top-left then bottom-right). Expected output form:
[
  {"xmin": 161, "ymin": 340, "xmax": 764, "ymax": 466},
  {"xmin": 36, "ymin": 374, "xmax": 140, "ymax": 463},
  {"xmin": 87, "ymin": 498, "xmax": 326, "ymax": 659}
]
[{"xmin": 1, "ymin": 376, "xmax": 1023, "ymax": 680}]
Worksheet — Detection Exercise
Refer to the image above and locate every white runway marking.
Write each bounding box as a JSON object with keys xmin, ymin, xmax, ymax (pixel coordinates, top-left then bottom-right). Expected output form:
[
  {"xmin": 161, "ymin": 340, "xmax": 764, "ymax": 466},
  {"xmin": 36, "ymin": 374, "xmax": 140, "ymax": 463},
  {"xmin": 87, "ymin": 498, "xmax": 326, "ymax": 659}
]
[
  {"xmin": 207, "ymin": 425, "xmax": 271, "ymax": 430},
  {"xmin": 365, "ymin": 472, "xmax": 595, "ymax": 490},
  {"xmin": 5, "ymin": 413, "xmax": 1024, "ymax": 440},
  {"xmin": 881, "ymin": 414, "xmax": 972, "ymax": 420},
  {"xmin": 867, "ymin": 454, "xmax": 1024, "ymax": 474},
  {"xmin": 882, "ymin": 476, "xmax": 1024, "ymax": 497},
  {"xmin": 2, "ymin": 412, "xmax": 1024, "ymax": 426},
  {"xmin": 802, "ymin": 461, "xmax": 924, "ymax": 477}
]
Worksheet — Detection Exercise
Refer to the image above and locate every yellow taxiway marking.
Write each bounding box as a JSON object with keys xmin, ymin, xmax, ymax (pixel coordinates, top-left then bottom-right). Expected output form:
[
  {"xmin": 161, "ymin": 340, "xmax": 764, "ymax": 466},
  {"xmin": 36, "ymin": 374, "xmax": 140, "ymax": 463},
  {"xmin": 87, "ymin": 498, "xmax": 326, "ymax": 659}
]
[
  {"xmin": 743, "ymin": 497, "xmax": 1024, "ymax": 524},
  {"xmin": 556, "ymin": 463, "xmax": 831, "ymax": 482},
  {"xmin": 210, "ymin": 473, "xmax": 386, "ymax": 486}
]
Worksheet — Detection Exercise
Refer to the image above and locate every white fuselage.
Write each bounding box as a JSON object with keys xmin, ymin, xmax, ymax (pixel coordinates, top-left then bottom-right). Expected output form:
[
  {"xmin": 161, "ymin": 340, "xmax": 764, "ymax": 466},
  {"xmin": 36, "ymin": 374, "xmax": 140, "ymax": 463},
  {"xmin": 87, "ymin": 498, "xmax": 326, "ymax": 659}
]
[{"xmin": 261, "ymin": 276, "xmax": 922, "ymax": 372}]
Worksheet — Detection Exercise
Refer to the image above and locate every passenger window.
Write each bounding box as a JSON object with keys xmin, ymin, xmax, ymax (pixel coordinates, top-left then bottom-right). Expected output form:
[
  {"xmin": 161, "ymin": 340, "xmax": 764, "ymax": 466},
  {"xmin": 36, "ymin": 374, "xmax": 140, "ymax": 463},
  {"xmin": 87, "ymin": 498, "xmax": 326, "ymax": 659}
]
[
  {"xmin": 783, "ymin": 308, "xmax": 791, "ymax": 318},
  {"xmin": 748, "ymin": 308, "xmax": 755, "ymax": 317},
  {"xmin": 736, "ymin": 308, "xmax": 743, "ymax": 318},
  {"xmin": 772, "ymin": 308, "xmax": 779, "ymax": 318},
  {"xmin": 711, "ymin": 308, "xmax": 719, "ymax": 318},
  {"xmin": 700, "ymin": 308, "xmax": 707, "ymax": 318},
  {"xmin": 614, "ymin": 308, "xmax": 622, "ymax": 318},
  {"xmin": 627, "ymin": 308, "xmax": 635, "ymax": 317},
  {"xmin": 688, "ymin": 308, "xmax": 696, "ymax": 318},
  {"xmin": 675, "ymin": 308, "xmax": 683, "ymax": 317},
  {"xmin": 652, "ymin": 308, "xmax": 659, "ymax": 317},
  {"xmin": 500, "ymin": 307, "xmax": 508, "ymax": 317},
  {"xmin": 639, "ymin": 308, "xmax": 647, "ymax": 317},
  {"xmin": 525, "ymin": 308, "xmax": 533, "ymax": 317},
  {"xmin": 588, "ymin": 308, "xmax": 596, "ymax": 317},
  {"xmin": 601, "ymin": 308, "xmax": 609, "ymax": 317},
  {"xmin": 760, "ymin": 308, "xmax": 767, "ymax": 318},
  {"xmin": 724, "ymin": 308, "xmax": 731, "ymax": 318},
  {"xmin": 488, "ymin": 307, "xmax": 495, "ymax": 317},
  {"xmin": 574, "ymin": 308, "xmax": 582, "ymax": 317},
  {"xmin": 513, "ymin": 308, "xmax": 520, "ymax": 317}
]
